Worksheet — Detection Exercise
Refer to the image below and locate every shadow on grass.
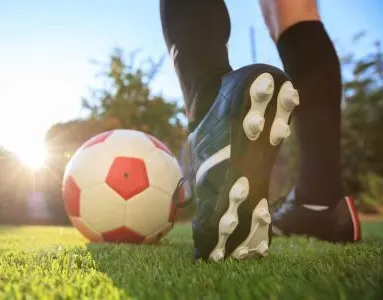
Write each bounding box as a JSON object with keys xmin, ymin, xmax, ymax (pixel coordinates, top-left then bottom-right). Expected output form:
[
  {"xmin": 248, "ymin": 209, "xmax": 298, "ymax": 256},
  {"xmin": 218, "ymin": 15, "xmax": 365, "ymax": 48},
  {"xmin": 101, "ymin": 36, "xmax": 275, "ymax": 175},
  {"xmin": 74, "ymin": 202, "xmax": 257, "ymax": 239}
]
[
  {"xmin": 85, "ymin": 225, "xmax": 194, "ymax": 298},
  {"xmin": 84, "ymin": 222, "xmax": 383, "ymax": 299}
]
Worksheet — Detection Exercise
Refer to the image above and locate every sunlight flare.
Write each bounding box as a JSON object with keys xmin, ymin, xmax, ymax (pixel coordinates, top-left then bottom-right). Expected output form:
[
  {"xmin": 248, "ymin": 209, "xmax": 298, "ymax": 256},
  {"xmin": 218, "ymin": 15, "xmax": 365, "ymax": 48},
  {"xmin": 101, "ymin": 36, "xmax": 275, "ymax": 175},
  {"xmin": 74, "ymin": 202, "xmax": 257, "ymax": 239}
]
[{"xmin": 14, "ymin": 143, "xmax": 48, "ymax": 171}]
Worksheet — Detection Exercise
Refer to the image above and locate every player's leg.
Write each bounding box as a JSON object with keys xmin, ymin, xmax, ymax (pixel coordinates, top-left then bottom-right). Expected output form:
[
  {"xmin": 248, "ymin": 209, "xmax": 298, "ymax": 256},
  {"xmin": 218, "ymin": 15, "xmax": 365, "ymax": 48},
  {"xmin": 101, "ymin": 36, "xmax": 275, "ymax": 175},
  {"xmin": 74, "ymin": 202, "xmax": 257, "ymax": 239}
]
[
  {"xmin": 161, "ymin": 0, "xmax": 299, "ymax": 261},
  {"xmin": 259, "ymin": 0, "xmax": 361, "ymax": 242},
  {"xmin": 160, "ymin": 0, "xmax": 232, "ymax": 130}
]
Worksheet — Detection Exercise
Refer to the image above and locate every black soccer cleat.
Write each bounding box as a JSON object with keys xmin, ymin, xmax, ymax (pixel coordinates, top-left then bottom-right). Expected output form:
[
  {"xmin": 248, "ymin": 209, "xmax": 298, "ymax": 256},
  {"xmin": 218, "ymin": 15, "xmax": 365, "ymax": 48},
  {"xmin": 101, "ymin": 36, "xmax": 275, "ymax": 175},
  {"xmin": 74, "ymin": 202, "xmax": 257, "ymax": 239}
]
[
  {"xmin": 183, "ymin": 64, "xmax": 299, "ymax": 261},
  {"xmin": 272, "ymin": 189, "xmax": 361, "ymax": 243}
]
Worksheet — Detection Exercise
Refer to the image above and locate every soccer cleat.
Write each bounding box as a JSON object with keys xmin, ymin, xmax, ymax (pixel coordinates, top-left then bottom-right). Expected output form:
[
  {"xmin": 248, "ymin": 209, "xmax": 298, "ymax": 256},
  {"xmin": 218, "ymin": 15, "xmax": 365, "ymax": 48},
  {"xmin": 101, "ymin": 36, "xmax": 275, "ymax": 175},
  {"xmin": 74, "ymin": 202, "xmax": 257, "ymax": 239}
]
[
  {"xmin": 272, "ymin": 189, "xmax": 361, "ymax": 242},
  {"xmin": 183, "ymin": 64, "xmax": 299, "ymax": 261}
]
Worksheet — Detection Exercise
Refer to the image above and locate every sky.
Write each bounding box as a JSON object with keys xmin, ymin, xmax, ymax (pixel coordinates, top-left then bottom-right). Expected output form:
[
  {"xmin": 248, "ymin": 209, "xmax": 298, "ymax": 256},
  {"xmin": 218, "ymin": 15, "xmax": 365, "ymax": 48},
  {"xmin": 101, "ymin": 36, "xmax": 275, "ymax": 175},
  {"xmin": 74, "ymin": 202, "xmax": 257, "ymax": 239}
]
[{"xmin": 0, "ymin": 0, "xmax": 382, "ymax": 155}]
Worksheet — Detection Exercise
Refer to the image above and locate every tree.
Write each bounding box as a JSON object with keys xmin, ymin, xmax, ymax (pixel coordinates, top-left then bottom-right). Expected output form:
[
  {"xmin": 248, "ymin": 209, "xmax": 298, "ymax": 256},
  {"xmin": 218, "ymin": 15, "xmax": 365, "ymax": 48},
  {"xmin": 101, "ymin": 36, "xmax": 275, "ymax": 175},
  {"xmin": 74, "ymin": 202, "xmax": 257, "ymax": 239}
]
[
  {"xmin": 45, "ymin": 117, "xmax": 123, "ymax": 156},
  {"xmin": 81, "ymin": 48, "xmax": 187, "ymax": 155},
  {"xmin": 341, "ymin": 39, "xmax": 383, "ymax": 211},
  {"xmin": 0, "ymin": 153, "xmax": 34, "ymax": 224}
]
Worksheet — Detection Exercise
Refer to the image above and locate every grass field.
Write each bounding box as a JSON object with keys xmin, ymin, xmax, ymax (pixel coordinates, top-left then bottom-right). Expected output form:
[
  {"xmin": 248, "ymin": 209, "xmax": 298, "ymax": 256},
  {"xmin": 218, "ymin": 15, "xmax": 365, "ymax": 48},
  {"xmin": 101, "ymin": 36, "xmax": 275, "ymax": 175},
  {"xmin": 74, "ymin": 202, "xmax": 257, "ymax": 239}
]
[{"xmin": 0, "ymin": 222, "xmax": 382, "ymax": 300}]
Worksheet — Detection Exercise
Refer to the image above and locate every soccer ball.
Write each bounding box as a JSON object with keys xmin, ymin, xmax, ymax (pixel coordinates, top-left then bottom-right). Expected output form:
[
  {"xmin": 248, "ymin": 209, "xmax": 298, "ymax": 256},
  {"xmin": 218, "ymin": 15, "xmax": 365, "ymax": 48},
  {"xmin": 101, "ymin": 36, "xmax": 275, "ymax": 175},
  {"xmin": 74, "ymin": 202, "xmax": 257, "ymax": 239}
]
[{"xmin": 62, "ymin": 129, "xmax": 183, "ymax": 244}]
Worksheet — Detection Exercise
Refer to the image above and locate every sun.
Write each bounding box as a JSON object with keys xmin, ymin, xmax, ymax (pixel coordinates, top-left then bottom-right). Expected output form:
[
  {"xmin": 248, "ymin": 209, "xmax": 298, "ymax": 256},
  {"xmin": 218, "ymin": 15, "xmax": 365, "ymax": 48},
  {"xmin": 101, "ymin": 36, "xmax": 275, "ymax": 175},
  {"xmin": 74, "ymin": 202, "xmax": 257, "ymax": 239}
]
[{"xmin": 15, "ymin": 144, "xmax": 48, "ymax": 171}]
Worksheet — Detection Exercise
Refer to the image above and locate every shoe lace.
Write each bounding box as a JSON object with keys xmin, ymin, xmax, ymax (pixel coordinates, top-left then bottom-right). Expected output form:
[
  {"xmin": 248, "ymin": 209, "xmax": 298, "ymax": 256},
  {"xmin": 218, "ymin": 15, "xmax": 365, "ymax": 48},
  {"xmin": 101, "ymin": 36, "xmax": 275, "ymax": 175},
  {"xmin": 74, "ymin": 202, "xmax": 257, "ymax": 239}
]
[
  {"xmin": 272, "ymin": 189, "xmax": 296, "ymax": 217},
  {"xmin": 169, "ymin": 177, "xmax": 196, "ymax": 226}
]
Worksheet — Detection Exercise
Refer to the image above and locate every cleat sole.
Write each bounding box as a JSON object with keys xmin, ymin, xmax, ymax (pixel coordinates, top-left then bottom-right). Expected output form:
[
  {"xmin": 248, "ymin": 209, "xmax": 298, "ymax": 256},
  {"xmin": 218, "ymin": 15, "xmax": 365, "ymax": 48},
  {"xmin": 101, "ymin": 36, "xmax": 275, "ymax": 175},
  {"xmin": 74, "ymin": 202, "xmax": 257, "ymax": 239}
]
[{"xmin": 204, "ymin": 71, "xmax": 299, "ymax": 262}]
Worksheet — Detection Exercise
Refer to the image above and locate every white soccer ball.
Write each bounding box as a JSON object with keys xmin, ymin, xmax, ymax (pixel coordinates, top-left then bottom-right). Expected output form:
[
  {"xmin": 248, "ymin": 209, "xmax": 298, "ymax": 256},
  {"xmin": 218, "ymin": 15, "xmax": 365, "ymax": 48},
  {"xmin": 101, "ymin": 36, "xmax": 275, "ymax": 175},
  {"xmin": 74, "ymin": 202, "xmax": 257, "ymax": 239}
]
[{"xmin": 62, "ymin": 129, "xmax": 183, "ymax": 244}]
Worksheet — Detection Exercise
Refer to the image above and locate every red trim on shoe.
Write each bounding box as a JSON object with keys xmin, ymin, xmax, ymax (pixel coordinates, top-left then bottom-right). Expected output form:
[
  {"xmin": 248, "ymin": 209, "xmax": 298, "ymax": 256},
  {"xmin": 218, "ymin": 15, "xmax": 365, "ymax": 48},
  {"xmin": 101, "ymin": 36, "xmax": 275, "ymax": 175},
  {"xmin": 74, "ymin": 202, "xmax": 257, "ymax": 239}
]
[{"xmin": 345, "ymin": 196, "xmax": 361, "ymax": 241}]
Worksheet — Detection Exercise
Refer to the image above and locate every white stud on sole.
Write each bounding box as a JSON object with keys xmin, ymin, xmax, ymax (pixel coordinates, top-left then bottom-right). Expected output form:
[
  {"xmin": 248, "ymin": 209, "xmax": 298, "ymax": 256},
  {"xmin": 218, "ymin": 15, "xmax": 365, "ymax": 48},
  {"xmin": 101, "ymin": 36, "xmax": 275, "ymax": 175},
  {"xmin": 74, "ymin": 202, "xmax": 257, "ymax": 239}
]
[
  {"xmin": 243, "ymin": 73, "xmax": 275, "ymax": 141},
  {"xmin": 270, "ymin": 118, "xmax": 291, "ymax": 145},
  {"xmin": 270, "ymin": 81, "xmax": 299, "ymax": 146},
  {"xmin": 281, "ymin": 86, "xmax": 299, "ymax": 111},
  {"xmin": 231, "ymin": 198, "xmax": 271, "ymax": 260},
  {"xmin": 209, "ymin": 177, "xmax": 250, "ymax": 262}
]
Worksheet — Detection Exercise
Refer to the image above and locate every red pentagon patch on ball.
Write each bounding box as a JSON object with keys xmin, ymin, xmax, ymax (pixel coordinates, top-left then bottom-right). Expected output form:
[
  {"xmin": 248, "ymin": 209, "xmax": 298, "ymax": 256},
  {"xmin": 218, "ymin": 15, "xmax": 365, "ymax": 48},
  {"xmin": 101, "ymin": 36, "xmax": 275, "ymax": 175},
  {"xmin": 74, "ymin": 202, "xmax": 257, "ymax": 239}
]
[
  {"xmin": 62, "ymin": 176, "xmax": 81, "ymax": 217},
  {"xmin": 102, "ymin": 226, "xmax": 145, "ymax": 243},
  {"xmin": 106, "ymin": 157, "xmax": 149, "ymax": 200},
  {"xmin": 81, "ymin": 131, "xmax": 113, "ymax": 150},
  {"xmin": 146, "ymin": 134, "xmax": 173, "ymax": 156}
]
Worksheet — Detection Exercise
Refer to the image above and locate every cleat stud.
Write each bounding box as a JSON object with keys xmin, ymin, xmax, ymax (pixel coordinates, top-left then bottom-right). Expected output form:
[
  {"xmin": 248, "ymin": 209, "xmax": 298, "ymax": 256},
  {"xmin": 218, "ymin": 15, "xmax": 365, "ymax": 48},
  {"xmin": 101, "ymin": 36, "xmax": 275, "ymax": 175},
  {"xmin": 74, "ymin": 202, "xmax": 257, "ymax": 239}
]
[
  {"xmin": 229, "ymin": 177, "xmax": 249, "ymax": 202},
  {"xmin": 270, "ymin": 120, "xmax": 291, "ymax": 145},
  {"xmin": 256, "ymin": 208, "xmax": 271, "ymax": 225},
  {"xmin": 282, "ymin": 87, "xmax": 299, "ymax": 111},
  {"xmin": 256, "ymin": 241, "xmax": 269, "ymax": 256},
  {"xmin": 220, "ymin": 215, "xmax": 238, "ymax": 234},
  {"xmin": 210, "ymin": 250, "xmax": 224, "ymax": 262},
  {"xmin": 243, "ymin": 113, "xmax": 265, "ymax": 140},
  {"xmin": 247, "ymin": 113, "xmax": 265, "ymax": 134},
  {"xmin": 233, "ymin": 247, "xmax": 249, "ymax": 259},
  {"xmin": 255, "ymin": 77, "xmax": 274, "ymax": 100}
]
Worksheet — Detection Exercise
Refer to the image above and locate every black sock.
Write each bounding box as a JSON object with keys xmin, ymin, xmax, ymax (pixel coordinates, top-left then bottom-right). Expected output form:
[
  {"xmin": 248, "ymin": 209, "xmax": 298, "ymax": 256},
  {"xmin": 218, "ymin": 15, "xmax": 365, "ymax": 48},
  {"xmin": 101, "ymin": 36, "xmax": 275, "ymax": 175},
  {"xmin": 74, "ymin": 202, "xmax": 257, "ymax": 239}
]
[
  {"xmin": 277, "ymin": 21, "xmax": 343, "ymax": 206},
  {"xmin": 160, "ymin": 0, "xmax": 232, "ymax": 130}
]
